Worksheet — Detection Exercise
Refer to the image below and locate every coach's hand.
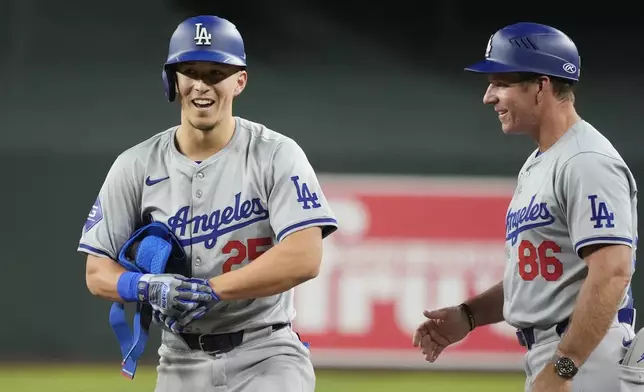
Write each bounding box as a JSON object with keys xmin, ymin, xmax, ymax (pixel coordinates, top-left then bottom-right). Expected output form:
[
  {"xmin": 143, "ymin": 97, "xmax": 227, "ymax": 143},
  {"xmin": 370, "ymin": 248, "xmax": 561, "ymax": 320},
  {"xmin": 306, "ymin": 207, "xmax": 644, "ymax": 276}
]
[
  {"xmin": 135, "ymin": 274, "xmax": 215, "ymax": 318},
  {"xmin": 412, "ymin": 306, "xmax": 471, "ymax": 362}
]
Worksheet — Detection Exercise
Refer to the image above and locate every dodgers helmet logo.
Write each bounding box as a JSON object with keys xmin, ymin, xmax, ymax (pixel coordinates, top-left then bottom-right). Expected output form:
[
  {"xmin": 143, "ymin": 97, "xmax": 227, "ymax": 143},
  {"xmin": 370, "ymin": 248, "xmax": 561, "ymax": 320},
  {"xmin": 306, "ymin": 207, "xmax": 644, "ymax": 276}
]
[
  {"xmin": 194, "ymin": 23, "xmax": 212, "ymax": 46},
  {"xmin": 506, "ymin": 195, "xmax": 556, "ymax": 245}
]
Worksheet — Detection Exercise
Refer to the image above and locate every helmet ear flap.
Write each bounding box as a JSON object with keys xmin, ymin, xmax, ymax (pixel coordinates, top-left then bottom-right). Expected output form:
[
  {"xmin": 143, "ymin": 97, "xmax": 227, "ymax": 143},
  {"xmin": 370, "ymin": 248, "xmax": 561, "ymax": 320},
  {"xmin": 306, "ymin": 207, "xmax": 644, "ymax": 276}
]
[{"xmin": 162, "ymin": 67, "xmax": 176, "ymax": 102}]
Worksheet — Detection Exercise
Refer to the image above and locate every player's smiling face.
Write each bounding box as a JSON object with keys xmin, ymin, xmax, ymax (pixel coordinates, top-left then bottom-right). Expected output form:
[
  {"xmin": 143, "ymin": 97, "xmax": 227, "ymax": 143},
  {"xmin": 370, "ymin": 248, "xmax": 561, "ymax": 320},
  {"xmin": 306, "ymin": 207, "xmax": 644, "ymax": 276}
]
[
  {"xmin": 175, "ymin": 61, "xmax": 247, "ymax": 131},
  {"xmin": 482, "ymin": 73, "xmax": 542, "ymax": 135}
]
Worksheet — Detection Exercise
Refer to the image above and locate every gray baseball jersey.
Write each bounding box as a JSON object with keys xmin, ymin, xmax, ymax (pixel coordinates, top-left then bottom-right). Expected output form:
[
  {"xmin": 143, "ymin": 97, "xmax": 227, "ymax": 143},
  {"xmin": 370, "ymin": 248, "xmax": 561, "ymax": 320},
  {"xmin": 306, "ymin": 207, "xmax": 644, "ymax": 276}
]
[
  {"xmin": 78, "ymin": 116, "xmax": 339, "ymax": 334},
  {"xmin": 502, "ymin": 119, "xmax": 638, "ymax": 329}
]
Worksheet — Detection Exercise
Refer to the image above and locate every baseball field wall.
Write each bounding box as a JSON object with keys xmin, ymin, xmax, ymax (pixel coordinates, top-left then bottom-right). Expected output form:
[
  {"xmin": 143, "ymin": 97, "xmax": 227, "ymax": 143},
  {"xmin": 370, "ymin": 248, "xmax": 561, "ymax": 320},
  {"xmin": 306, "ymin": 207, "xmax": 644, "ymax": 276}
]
[{"xmin": 294, "ymin": 174, "xmax": 526, "ymax": 371}]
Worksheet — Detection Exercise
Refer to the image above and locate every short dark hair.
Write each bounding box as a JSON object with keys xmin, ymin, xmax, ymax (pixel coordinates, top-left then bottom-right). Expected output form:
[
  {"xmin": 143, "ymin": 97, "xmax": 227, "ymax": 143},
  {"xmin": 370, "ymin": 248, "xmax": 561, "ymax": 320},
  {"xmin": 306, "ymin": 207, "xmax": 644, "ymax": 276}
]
[
  {"xmin": 517, "ymin": 72, "xmax": 576, "ymax": 102},
  {"xmin": 549, "ymin": 77, "xmax": 576, "ymax": 102}
]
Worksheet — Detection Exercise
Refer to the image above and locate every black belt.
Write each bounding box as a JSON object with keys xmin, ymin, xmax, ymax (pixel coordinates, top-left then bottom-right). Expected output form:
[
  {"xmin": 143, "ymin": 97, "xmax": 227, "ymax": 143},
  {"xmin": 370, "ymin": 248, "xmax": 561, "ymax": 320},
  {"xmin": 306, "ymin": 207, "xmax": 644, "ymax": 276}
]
[
  {"xmin": 516, "ymin": 319, "xmax": 569, "ymax": 350},
  {"xmin": 180, "ymin": 323, "xmax": 290, "ymax": 355}
]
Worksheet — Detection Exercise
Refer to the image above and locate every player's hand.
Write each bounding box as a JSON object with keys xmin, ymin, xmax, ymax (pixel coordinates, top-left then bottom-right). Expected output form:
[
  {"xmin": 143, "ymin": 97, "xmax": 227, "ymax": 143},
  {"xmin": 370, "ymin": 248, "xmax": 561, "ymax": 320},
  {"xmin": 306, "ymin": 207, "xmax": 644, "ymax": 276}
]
[
  {"xmin": 531, "ymin": 364, "xmax": 571, "ymax": 392},
  {"xmin": 412, "ymin": 306, "xmax": 472, "ymax": 362},
  {"xmin": 137, "ymin": 274, "xmax": 216, "ymax": 319},
  {"xmin": 152, "ymin": 305, "xmax": 208, "ymax": 334}
]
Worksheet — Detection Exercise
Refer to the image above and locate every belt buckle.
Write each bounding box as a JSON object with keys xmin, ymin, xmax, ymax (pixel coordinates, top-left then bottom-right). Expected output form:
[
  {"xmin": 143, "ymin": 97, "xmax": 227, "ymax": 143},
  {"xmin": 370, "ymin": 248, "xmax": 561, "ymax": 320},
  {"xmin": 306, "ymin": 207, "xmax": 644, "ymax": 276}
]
[{"xmin": 197, "ymin": 334, "xmax": 222, "ymax": 355}]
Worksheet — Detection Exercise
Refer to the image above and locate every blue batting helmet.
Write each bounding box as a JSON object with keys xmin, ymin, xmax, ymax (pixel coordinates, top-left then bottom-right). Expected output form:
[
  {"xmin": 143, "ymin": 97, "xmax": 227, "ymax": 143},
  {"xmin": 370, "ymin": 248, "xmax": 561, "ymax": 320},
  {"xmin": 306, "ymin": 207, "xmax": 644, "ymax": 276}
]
[
  {"xmin": 464, "ymin": 22, "xmax": 580, "ymax": 82},
  {"xmin": 162, "ymin": 15, "xmax": 247, "ymax": 102}
]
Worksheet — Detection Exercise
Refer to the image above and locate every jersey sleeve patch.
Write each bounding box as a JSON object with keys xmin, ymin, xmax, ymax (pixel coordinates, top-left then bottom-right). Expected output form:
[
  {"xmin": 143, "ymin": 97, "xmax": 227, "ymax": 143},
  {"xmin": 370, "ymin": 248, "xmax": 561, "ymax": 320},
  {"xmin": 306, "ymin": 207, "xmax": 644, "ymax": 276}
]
[{"xmin": 84, "ymin": 197, "xmax": 104, "ymax": 233}]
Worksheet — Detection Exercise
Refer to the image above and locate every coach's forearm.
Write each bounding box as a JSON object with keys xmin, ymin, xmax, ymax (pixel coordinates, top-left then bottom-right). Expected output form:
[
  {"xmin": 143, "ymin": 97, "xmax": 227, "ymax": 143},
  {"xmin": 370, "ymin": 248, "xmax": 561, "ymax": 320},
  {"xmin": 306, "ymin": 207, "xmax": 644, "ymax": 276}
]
[
  {"xmin": 86, "ymin": 255, "xmax": 128, "ymax": 303},
  {"xmin": 208, "ymin": 228, "xmax": 322, "ymax": 301},
  {"xmin": 557, "ymin": 258, "xmax": 630, "ymax": 366},
  {"xmin": 464, "ymin": 281, "xmax": 505, "ymax": 327}
]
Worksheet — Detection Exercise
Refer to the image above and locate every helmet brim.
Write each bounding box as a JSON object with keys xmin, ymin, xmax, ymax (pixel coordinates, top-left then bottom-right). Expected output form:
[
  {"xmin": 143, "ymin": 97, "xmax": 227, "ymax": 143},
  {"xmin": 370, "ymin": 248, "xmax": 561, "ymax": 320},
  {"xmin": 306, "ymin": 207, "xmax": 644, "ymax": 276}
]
[
  {"xmin": 464, "ymin": 58, "xmax": 579, "ymax": 83},
  {"xmin": 464, "ymin": 59, "xmax": 525, "ymax": 75},
  {"xmin": 165, "ymin": 50, "xmax": 246, "ymax": 68}
]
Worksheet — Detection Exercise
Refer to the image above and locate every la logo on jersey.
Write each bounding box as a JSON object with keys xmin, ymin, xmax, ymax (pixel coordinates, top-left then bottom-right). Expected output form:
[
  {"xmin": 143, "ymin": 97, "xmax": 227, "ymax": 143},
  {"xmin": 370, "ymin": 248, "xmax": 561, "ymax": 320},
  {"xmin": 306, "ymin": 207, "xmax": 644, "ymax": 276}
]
[
  {"xmin": 194, "ymin": 23, "xmax": 212, "ymax": 46},
  {"xmin": 291, "ymin": 176, "xmax": 321, "ymax": 210},
  {"xmin": 588, "ymin": 194, "xmax": 615, "ymax": 228},
  {"xmin": 506, "ymin": 194, "xmax": 556, "ymax": 245}
]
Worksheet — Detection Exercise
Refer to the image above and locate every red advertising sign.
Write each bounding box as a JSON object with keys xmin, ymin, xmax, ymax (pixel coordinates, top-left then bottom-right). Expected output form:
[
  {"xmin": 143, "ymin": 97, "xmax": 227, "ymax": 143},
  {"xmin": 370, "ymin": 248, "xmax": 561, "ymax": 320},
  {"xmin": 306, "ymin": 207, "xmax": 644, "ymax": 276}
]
[{"xmin": 292, "ymin": 175, "xmax": 526, "ymax": 370}]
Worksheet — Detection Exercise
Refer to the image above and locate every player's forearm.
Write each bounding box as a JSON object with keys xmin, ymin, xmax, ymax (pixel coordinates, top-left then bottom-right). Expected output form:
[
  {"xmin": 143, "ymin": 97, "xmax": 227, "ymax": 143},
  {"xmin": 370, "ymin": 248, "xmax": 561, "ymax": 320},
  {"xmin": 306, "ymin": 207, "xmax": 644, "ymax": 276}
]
[
  {"xmin": 557, "ymin": 258, "xmax": 630, "ymax": 366},
  {"xmin": 208, "ymin": 229, "xmax": 322, "ymax": 300},
  {"xmin": 464, "ymin": 280, "xmax": 505, "ymax": 327},
  {"xmin": 86, "ymin": 256, "xmax": 128, "ymax": 303}
]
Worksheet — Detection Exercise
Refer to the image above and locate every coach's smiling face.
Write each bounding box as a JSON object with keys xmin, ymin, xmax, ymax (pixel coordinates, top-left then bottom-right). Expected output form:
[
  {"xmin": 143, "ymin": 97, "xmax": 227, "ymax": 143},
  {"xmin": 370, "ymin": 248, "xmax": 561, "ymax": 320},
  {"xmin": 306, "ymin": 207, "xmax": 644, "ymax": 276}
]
[
  {"xmin": 482, "ymin": 73, "xmax": 545, "ymax": 135},
  {"xmin": 175, "ymin": 61, "xmax": 247, "ymax": 132}
]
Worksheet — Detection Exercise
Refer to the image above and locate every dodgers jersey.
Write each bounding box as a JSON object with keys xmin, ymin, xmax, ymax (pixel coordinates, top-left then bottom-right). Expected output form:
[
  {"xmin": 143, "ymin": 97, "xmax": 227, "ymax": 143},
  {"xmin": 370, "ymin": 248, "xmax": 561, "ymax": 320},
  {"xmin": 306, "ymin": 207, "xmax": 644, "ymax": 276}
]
[
  {"xmin": 78, "ymin": 116, "xmax": 339, "ymax": 334},
  {"xmin": 503, "ymin": 119, "xmax": 638, "ymax": 329}
]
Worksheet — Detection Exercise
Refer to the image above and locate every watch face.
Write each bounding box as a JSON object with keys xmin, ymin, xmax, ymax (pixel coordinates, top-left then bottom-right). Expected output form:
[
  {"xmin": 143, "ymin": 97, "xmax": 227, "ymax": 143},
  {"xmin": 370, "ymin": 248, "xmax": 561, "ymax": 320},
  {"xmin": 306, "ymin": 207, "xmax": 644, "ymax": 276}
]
[{"xmin": 556, "ymin": 357, "xmax": 576, "ymax": 376}]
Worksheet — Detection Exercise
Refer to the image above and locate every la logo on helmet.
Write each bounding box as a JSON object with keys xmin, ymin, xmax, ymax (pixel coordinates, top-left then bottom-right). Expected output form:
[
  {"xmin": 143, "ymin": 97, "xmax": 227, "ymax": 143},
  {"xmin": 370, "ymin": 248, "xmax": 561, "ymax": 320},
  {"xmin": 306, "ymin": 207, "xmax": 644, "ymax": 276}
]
[
  {"xmin": 194, "ymin": 23, "xmax": 212, "ymax": 46},
  {"xmin": 485, "ymin": 34, "xmax": 494, "ymax": 58}
]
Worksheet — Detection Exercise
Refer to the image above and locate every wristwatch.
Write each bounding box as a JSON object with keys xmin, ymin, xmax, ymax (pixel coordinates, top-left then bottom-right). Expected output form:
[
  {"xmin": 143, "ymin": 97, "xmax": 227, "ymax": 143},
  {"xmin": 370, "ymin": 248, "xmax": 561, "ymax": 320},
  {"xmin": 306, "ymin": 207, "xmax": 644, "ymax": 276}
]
[{"xmin": 553, "ymin": 355, "xmax": 578, "ymax": 379}]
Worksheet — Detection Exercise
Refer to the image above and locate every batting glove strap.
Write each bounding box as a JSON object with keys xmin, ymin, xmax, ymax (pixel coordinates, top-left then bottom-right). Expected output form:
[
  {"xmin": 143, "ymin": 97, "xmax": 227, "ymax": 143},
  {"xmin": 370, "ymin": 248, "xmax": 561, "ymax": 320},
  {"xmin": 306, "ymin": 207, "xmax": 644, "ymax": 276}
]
[{"xmin": 136, "ymin": 274, "xmax": 155, "ymax": 302}]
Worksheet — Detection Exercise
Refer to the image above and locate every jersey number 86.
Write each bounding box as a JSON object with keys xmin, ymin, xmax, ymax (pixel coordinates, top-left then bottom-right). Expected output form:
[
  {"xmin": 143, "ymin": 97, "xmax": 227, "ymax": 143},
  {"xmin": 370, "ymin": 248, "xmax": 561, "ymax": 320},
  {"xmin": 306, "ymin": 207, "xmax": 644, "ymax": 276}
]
[{"xmin": 518, "ymin": 240, "xmax": 564, "ymax": 281}]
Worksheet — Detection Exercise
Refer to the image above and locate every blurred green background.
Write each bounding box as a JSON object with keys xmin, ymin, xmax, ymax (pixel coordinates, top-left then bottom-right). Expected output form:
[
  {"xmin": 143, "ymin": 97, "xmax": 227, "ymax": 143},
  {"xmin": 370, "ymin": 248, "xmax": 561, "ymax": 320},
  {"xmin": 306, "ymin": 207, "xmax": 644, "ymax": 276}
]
[{"xmin": 0, "ymin": 365, "xmax": 524, "ymax": 392}]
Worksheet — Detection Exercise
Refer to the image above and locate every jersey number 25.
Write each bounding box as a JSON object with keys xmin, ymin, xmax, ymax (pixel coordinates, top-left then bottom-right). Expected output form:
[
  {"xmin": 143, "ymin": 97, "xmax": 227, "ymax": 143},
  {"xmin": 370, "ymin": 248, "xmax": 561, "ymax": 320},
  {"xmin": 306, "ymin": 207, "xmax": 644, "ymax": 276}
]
[
  {"xmin": 518, "ymin": 240, "xmax": 563, "ymax": 281},
  {"xmin": 221, "ymin": 237, "xmax": 272, "ymax": 273}
]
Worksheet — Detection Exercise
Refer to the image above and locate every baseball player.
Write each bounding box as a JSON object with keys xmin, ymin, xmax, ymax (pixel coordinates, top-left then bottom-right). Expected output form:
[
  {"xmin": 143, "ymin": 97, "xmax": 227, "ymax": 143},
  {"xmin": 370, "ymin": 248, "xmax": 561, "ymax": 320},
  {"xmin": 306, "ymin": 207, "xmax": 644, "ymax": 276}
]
[
  {"xmin": 78, "ymin": 15, "xmax": 338, "ymax": 392},
  {"xmin": 412, "ymin": 22, "xmax": 643, "ymax": 391}
]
